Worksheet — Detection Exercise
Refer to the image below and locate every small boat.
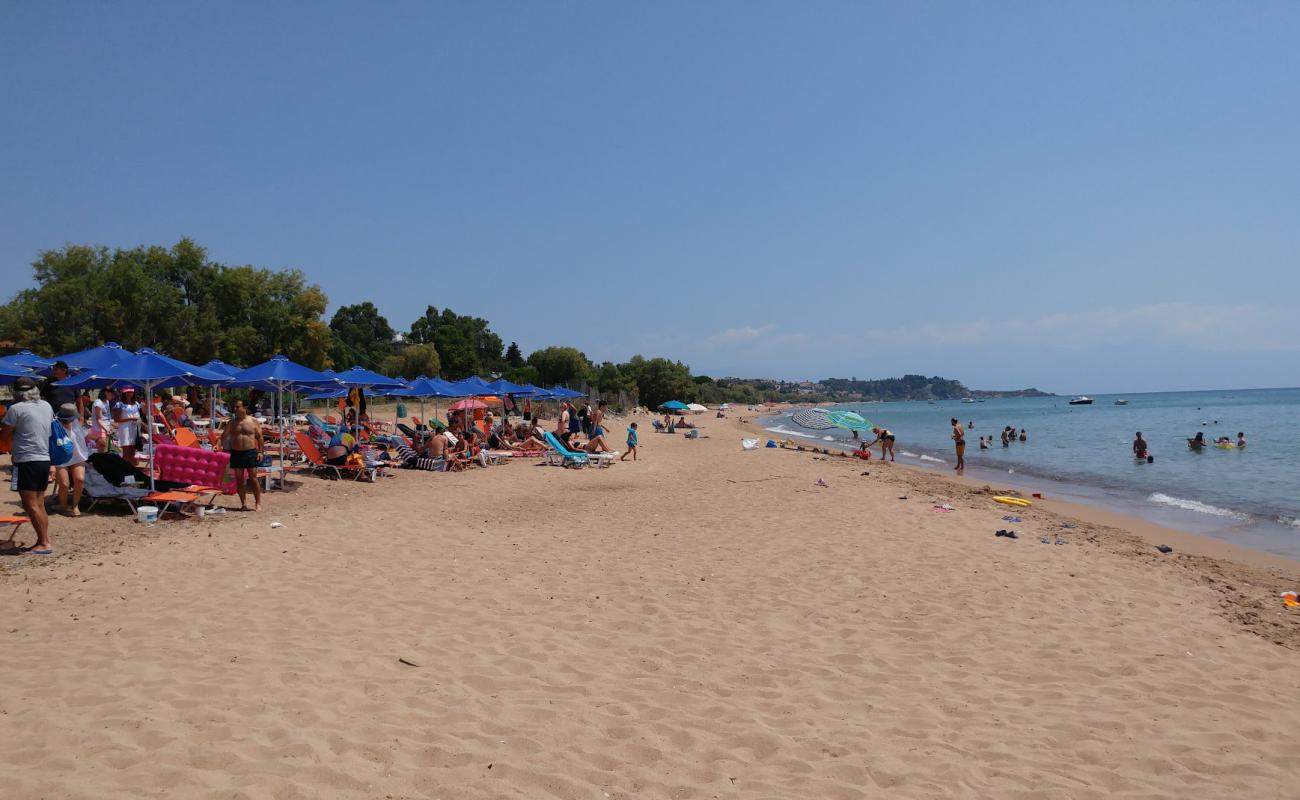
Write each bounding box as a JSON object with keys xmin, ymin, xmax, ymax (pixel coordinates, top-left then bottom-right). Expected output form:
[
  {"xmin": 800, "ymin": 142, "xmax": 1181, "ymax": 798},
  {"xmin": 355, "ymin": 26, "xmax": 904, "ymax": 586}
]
[
  {"xmin": 1114, "ymin": 399, "xmax": 1128, "ymax": 406},
  {"xmin": 1068, "ymin": 396, "xmax": 1093, "ymax": 405},
  {"xmin": 961, "ymin": 397, "xmax": 976, "ymax": 404}
]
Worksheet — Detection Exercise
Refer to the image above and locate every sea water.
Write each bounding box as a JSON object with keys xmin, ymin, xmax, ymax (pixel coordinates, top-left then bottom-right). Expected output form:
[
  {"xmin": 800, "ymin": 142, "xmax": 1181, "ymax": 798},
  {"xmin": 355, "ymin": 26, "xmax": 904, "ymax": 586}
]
[{"xmin": 761, "ymin": 388, "xmax": 1300, "ymax": 560}]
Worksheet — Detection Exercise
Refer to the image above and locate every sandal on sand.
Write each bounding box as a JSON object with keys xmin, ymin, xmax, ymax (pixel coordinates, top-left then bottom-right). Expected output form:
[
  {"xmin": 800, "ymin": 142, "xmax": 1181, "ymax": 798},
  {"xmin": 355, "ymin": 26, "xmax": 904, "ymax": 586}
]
[
  {"xmin": 1156, "ymin": 544, "xmax": 1173, "ymax": 554},
  {"xmin": 26, "ymin": 547, "xmax": 53, "ymax": 555},
  {"xmin": 1002, "ymin": 515, "xmax": 1022, "ymax": 523},
  {"xmin": 995, "ymin": 530, "xmax": 1018, "ymax": 539}
]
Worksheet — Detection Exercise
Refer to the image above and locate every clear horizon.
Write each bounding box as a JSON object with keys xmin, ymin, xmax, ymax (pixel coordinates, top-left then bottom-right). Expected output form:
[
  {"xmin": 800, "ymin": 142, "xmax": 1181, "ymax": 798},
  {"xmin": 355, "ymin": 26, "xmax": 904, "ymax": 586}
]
[{"xmin": 2, "ymin": 3, "xmax": 1297, "ymax": 394}]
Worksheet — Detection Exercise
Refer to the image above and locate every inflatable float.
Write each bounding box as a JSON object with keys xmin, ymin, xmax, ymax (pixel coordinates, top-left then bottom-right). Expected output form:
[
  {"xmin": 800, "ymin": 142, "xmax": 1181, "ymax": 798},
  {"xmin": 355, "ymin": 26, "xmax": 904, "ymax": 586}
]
[{"xmin": 992, "ymin": 496, "xmax": 1032, "ymax": 508}]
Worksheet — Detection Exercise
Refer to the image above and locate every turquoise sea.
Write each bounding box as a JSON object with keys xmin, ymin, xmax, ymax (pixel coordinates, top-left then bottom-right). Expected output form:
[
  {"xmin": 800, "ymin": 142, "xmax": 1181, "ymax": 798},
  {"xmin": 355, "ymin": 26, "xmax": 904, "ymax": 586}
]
[{"xmin": 760, "ymin": 388, "xmax": 1300, "ymax": 560}]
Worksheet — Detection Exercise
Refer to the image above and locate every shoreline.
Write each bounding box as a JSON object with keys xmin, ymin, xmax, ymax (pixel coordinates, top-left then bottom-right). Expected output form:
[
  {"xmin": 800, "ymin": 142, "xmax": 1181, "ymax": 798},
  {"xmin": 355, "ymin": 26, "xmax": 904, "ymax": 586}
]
[{"xmin": 743, "ymin": 407, "xmax": 1300, "ymax": 572}]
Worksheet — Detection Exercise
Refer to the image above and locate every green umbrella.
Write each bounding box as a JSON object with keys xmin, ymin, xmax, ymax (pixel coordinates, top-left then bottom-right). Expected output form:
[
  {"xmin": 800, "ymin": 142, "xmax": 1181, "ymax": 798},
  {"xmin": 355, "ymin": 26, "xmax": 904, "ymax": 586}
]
[{"xmin": 825, "ymin": 410, "xmax": 874, "ymax": 432}]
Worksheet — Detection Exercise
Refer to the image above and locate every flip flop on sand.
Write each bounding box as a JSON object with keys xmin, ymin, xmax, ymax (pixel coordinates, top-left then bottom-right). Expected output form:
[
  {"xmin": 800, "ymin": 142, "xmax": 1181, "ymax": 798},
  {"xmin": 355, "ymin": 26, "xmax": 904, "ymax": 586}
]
[
  {"xmin": 1156, "ymin": 545, "xmax": 1173, "ymax": 554},
  {"xmin": 995, "ymin": 530, "xmax": 1018, "ymax": 539},
  {"xmin": 26, "ymin": 547, "xmax": 53, "ymax": 555},
  {"xmin": 1002, "ymin": 515, "xmax": 1023, "ymax": 523}
]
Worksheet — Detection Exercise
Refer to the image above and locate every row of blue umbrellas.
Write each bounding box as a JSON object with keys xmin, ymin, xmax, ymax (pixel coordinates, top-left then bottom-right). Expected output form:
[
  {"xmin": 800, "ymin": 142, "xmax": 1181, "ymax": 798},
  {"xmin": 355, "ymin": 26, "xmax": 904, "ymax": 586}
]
[{"xmin": 4, "ymin": 343, "xmax": 590, "ymax": 484}]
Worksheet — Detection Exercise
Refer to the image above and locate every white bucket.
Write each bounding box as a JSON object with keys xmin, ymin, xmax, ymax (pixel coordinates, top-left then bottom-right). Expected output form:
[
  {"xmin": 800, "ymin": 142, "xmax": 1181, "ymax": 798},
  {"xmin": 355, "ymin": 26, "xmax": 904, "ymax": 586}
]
[{"xmin": 137, "ymin": 506, "xmax": 159, "ymax": 525}]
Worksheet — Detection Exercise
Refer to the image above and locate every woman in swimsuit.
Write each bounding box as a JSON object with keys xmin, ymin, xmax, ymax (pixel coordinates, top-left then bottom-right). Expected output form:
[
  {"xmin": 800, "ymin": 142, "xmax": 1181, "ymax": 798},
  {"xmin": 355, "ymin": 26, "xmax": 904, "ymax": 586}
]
[{"xmin": 868, "ymin": 427, "xmax": 896, "ymax": 462}]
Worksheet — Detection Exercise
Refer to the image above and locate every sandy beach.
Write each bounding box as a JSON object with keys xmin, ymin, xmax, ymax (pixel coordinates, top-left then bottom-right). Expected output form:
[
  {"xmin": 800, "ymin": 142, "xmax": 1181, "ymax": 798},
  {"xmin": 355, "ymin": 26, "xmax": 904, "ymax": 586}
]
[{"xmin": 2, "ymin": 410, "xmax": 1298, "ymax": 799}]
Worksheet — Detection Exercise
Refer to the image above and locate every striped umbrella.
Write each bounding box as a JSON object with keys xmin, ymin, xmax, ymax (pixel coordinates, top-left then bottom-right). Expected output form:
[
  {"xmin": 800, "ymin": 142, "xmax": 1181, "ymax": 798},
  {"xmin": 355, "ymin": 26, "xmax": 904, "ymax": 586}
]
[{"xmin": 790, "ymin": 408, "xmax": 836, "ymax": 430}]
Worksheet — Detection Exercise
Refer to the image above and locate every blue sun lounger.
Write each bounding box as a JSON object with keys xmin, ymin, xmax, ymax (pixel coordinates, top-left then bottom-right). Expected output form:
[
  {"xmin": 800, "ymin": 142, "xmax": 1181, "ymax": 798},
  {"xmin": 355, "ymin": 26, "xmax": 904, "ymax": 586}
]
[{"xmin": 542, "ymin": 431, "xmax": 590, "ymax": 468}]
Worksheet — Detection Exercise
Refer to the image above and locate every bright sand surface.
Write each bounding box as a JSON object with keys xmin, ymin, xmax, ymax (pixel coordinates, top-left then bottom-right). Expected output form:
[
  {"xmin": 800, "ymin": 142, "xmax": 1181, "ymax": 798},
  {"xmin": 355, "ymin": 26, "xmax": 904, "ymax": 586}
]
[{"xmin": 2, "ymin": 411, "xmax": 1299, "ymax": 799}]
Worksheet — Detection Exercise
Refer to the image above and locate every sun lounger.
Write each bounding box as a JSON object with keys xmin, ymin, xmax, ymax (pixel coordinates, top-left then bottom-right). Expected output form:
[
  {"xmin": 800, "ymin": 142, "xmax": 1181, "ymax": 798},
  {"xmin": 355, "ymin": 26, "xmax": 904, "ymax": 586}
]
[
  {"xmin": 0, "ymin": 515, "xmax": 29, "ymax": 545},
  {"xmin": 306, "ymin": 413, "xmax": 338, "ymax": 435},
  {"xmin": 84, "ymin": 466, "xmax": 152, "ymax": 513},
  {"xmin": 293, "ymin": 431, "xmax": 375, "ymax": 481},
  {"xmin": 541, "ymin": 432, "xmax": 622, "ymax": 468},
  {"xmin": 541, "ymin": 432, "xmax": 588, "ymax": 467},
  {"xmin": 142, "ymin": 490, "xmax": 201, "ymax": 516}
]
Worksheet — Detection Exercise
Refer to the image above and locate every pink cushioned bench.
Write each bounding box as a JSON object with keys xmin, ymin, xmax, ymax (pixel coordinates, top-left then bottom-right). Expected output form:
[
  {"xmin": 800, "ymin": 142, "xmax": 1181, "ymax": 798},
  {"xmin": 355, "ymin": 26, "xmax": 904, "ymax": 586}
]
[{"xmin": 153, "ymin": 444, "xmax": 233, "ymax": 494}]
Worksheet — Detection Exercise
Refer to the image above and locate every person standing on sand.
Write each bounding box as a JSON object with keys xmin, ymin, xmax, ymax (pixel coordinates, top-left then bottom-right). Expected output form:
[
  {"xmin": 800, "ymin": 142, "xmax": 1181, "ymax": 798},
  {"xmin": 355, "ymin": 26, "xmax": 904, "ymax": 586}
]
[
  {"xmin": 621, "ymin": 422, "xmax": 638, "ymax": 461},
  {"xmin": 588, "ymin": 400, "xmax": 610, "ymax": 451},
  {"xmin": 2, "ymin": 376, "xmax": 54, "ymax": 554},
  {"xmin": 556, "ymin": 402, "xmax": 572, "ymax": 446},
  {"xmin": 221, "ymin": 399, "xmax": 263, "ymax": 512},
  {"xmin": 113, "ymin": 387, "xmax": 142, "ymax": 463},
  {"xmin": 951, "ymin": 418, "xmax": 966, "ymax": 470}
]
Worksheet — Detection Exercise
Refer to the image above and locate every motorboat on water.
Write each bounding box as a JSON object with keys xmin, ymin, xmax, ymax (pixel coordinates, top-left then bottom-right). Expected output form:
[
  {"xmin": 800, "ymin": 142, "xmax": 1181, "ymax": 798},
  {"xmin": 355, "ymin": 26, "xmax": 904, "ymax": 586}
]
[
  {"xmin": 961, "ymin": 397, "xmax": 976, "ymax": 404},
  {"xmin": 1068, "ymin": 396, "xmax": 1093, "ymax": 405},
  {"xmin": 1114, "ymin": 399, "xmax": 1128, "ymax": 405}
]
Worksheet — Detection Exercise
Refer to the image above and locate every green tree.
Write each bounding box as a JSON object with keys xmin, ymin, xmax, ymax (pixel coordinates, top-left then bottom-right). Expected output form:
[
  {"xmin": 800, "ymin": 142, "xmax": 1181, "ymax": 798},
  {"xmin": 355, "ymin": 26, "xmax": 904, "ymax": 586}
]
[
  {"xmin": 504, "ymin": 341, "xmax": 525, "ymax": 368},
  {"xmin": 594, "ymin": 361, "xmax": 627, "ymax": 394},
  {"xmin": 0, "ymin": 239, "xmax": 332, "ymax": 368},
  {"xmin": 380, "ymin": 343, "xmax": 441, "ymax": 380},
  {"xmin": 407, "ymin": 306, "xmax": 503, "ymax": 378},
  {"xmin": 503, "ymin": 364, "xmax": 540, "ymax": 386},
  {"xmin": 620, "ymin": 355, "xmax": 694, "ymax": 408},
  {"xmin": 527, "ymin": 346, "xmax": 592, "ymax": 387},
  {"xmin": 329, "ymin": 302, "xmax": 394, "ymax": 368}
]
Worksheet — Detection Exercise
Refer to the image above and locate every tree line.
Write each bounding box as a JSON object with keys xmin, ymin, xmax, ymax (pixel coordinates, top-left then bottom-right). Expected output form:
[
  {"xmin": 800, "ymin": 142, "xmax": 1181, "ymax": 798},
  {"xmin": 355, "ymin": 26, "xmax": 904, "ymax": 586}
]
[{"xmin": 0, "ymin": 239, "xmax": 995, "ymax": 408}]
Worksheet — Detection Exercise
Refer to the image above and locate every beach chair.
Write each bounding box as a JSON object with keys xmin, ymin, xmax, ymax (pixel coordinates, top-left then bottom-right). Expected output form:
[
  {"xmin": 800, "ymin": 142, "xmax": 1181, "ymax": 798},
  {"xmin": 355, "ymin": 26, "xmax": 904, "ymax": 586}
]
[
  {"xmin": 84, "ymin": 466, "xmax": 152, "ymax": 513},
  {"xmin": 542, "ymin": 432, "xmax": 589, "ymax": 468},
  {"xmin": 306, "ymin": 413, "xmax": 338, "ymax": 435},
  {"xmin": 293, "ymin": 431, "xmax": 373, "ymax": 481},
  {"xmin": 0, "ymin": 516, "xmax": 29, "ymax": 545},
  {"xmin": 172, "ymin": 427, "xmax": 201, "ymax": 448}
]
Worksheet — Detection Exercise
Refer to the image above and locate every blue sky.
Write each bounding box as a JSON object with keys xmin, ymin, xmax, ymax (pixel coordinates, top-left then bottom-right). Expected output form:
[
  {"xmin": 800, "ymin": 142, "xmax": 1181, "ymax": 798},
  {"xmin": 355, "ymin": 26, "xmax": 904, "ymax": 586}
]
[{"xmin": 2, "ymin": 2, "xmax": 1297, "ymax": 393}]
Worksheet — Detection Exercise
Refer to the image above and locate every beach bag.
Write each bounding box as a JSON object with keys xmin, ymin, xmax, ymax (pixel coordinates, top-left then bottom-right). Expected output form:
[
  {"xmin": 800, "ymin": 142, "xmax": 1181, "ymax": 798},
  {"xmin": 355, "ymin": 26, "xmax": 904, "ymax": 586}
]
[
  {"xmin": 396, "ymin": 402, "xmax": 407, "ymax": 419},
  {"xmin": 50, "ymin": 420, "xmax": 75, "ymax": 466}
]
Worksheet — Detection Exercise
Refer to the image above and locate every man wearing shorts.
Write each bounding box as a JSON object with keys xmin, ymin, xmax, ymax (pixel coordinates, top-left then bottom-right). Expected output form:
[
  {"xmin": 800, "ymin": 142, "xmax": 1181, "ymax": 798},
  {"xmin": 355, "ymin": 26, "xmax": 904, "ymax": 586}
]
[
  {"xmin": 221, "ymin": 399, "xmax": 263, "ymax": 511},
  {"xmin": 2, "ymin": 376, "xmax": 54, "ymax": 553},
  {"xmin": 951, "ymin": 418, "xmax": 966, "ymax": 471}
]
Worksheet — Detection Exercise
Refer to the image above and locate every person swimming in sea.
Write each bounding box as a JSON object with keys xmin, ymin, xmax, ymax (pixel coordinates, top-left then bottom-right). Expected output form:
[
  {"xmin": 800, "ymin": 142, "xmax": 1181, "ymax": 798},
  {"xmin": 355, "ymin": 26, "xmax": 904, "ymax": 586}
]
[
  {"xmin": 979, "ymin": 436, "xmax": 989, "ymax": 450},
  {"xmin": 1018, "ymin": 428, "xmax": 1027, "ymax": 442},
  {"xmin": 1237, "ymin": 431, "xmax": 1246, "ymax": 448},
  {"xmin": 1188, "ymin": 431, "xmax": 1206, "ymax": 449}
]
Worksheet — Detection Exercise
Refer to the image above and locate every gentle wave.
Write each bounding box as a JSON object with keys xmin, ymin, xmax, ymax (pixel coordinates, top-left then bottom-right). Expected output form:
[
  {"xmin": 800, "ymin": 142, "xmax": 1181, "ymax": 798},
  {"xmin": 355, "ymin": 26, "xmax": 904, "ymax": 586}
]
[
  {"xmin": 1277, "ymin": 515, "xmax": 1300, "ymax": 529},
  {"xmin": 763, "ymin": 425, "xmax": 819, "ymax": 440},
  {"xmin": 1147, "ymin": 493, "xmax": 1250, "ymax": 520},
  {"xmin": 918, "ymin": 454, "xmax": 946, "ymax": 463}
]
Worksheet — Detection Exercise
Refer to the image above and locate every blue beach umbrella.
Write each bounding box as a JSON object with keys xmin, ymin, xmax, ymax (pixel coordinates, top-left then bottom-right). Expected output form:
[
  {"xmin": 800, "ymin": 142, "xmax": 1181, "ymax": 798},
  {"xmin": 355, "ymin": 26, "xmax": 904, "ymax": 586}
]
[
  {"xmin": 0, "ymin": 349, "xmax": 54, "ymax": 370},
  {"xmin": 449, "ymin": 375, "xmax": 492, "ymax": 395},
  {"xmin": 0, "ymin": 362, "xmax": 34, "ymax": 379},
  {"xmin": 660, "ymin": 400, "xmax": 689, "ymax": 411},
  {"xmin": 201, "ymin": 359, "xmax": 243, "ymax": 377},
  {"xmin": 482, "ymin": 377, "xmax": 527, "ymax": 396},
  {"xmin": 229, "ymin": 356, "xmax": 337, "ymax": 463},
  {"xmin": 55, "ymin": 341, "xmax": 132, "ymax": 372},
  {"xmin": 329, "ymin": 366, "xmax": 404, "ymax": 433},
  {"xmin": 332, "ymin": 365, "xmax": 404, "ymax": 388},
  {"xmin": 60, "ymin": 349, "xmax": 232, "ymax": 488},
  {"xmin": 390, "ymin": 376, "xmax": 471, "ymax": 427}
]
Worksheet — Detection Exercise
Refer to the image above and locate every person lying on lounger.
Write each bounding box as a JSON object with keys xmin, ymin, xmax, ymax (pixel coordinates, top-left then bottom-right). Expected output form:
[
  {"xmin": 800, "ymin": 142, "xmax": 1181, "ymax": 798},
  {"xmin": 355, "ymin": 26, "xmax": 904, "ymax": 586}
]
[{"xmin": 675, "ymin": 417, "xmax": 696, "ymax": 429}]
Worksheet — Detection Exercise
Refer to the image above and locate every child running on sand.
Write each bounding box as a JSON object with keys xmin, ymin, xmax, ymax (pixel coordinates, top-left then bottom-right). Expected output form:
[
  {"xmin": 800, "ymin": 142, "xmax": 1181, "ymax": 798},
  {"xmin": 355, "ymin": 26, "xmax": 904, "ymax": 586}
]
[{"xmin": 621, "ymin": 422, "xmax": 638, "ymax": 461}]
